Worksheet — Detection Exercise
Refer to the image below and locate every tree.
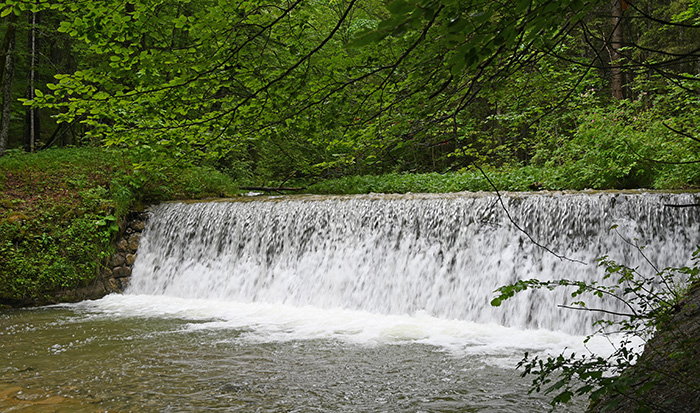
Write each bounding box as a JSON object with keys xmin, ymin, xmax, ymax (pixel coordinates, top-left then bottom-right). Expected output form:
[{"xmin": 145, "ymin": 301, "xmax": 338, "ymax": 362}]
[
  {"xmin": 0, "ymin": 1, "xmax": 83, "ymax": 154},
  {"xmin": 26, "ymin": 6, "xmax": 38, "ymax": 152},
  {"xmin": 27, "ymin": 1, "xmax": 605, "ymax": 170},
  {"xmin": 610, "ymin": 0, "xmax": 625, "ymax": 99},
  {"xmin": 0, "ymin": 12, "xmax": 18, "ymax": 157}
]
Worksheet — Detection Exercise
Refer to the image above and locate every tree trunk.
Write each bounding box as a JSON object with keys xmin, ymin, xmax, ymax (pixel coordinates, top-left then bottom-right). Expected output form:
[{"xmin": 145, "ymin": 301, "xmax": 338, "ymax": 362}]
[
  {"xmin": 27, "ymin": 9, "xmax": 39, "ymax": 152},
  {"xmin": 610, "ymin": 0, "xmax": 624, "ymax": 99},
  {"xmin": 0, "ymin": 13, "xmax": 18, "ymax": 157}
]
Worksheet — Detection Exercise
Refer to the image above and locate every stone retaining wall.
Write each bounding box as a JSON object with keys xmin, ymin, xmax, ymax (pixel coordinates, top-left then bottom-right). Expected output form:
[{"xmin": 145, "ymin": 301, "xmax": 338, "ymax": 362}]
[{"xmin": 101, "ymin": 210, "xmax": 148, "ymax": 293}]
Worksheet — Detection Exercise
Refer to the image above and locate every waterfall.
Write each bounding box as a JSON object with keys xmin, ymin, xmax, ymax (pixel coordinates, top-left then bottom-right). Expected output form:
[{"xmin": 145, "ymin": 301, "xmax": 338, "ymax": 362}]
[{"xmin": 126, "ymin": 191, "xmax": 700, "ymax": 335}]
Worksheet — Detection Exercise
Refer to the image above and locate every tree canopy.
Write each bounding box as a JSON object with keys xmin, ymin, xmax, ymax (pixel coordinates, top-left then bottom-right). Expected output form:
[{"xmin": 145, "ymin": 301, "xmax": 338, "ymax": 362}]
[{"xmin": 1, "ymin": 0, "xmax": 699, "ymax": 188}]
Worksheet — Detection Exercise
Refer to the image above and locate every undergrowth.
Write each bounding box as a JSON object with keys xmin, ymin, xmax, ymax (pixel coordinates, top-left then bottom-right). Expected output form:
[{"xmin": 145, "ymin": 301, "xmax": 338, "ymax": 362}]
[
  {"xmin": 0, "ymin": 147, "xmax": 237, "ymax": 306},
  {"xmin": 307, "ymin": 161, "xmax": 700, "ymax": 195}
]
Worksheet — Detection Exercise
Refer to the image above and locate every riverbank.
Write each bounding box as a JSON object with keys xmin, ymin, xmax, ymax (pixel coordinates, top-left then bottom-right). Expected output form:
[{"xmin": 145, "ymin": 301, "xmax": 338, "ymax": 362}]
[{"xmin": 0, "ymin": 148, "xmax": 237, "ymax": 307}]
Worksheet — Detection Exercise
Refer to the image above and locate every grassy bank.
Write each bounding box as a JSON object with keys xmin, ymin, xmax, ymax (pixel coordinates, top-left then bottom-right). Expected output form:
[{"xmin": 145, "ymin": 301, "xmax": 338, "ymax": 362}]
[
  {"xmin": 0, "ymin": 147, "xmax": 237, "ymax": 306},
  {"xmin": 306, "ymin": 168, "xmax": 541, "ymax": 194},
  {"xmin": 307, "ymin": 163, "xmax": 700, "ymax": 195}
]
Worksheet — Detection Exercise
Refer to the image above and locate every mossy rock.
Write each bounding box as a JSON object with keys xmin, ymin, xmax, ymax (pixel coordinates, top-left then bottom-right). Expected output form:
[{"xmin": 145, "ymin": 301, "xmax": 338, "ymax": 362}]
[{"xmin": 3, "ymin": 212, "xmax": 29, "ymax": 225}]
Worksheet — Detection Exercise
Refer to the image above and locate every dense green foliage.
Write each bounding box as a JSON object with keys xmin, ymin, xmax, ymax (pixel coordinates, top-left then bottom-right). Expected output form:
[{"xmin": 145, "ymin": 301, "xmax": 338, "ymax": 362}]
[
  {"xmin": 311, "ymin": 93, "xmax": 700, "ymax": 194},
  {"xmin": 0, "ymin": 147, "xmax": 236, "ymax": 306},
  {"xmin": 307, "ymin": 167, "xmax": 540, "ymax": 193},
  {"xmin": 0, "ymin": 0, "xmax": 697, "ymax": 191}
]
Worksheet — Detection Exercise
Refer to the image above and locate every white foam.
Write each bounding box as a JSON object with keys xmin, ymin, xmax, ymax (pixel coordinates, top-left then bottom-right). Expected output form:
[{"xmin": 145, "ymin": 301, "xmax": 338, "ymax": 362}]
[{"xmin": 73, "ymin": 293, "xmax": 636, "ymax": 369}]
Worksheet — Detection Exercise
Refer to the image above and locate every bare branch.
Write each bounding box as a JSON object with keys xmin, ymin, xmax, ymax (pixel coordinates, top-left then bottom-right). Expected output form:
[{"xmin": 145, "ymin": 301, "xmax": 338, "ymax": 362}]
[
  {"xmin": 472, "ymin": 163, "xmax": 587, "ymax": 264},
  {"xmin": 558, "ymin": 304, "xmax": 638, "ymax": 318},
  {"xmin": 662, "ymin": 122, "xmax": 700, "ymax": 144}
]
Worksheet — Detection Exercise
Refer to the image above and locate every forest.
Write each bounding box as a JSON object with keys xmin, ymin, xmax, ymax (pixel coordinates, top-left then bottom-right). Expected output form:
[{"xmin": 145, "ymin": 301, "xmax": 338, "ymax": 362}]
[{"xmin": 0, "ymin": 0, "xmax": 698, "ymax": 191}]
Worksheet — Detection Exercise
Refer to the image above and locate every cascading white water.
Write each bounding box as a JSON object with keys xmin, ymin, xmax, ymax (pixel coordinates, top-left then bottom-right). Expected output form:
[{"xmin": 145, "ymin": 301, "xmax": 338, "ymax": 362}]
[{"xmin": 126, "ymin": 191, "xmax": 700, "ymax": 335}]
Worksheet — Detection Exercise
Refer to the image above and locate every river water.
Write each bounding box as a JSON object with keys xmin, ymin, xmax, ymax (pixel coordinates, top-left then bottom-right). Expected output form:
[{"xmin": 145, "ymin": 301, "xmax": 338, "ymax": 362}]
[{"xmin": 2, "ymin": 191, "xmax": 699, "ymax": 411}]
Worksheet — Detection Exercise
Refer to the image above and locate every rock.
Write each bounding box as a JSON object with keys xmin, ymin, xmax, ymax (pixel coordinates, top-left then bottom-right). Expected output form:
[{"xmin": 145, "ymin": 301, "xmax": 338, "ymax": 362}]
[
  {"xmin": 113, "ymin": 267, "xmax": 132, "ymax": 279},
  {"xmin": 108, "ymin": 253, "xmax": 125, "ymax": 267},
  {"xmin": 105, "ymin": 278, "xmax": 119, "ymax": 293},
  {"xmin": 129, "ymin": 220, "xmax": 146, "ymax": 232},
  {"xmin": 117, "ymin": 278, "xmax": 130, "ymax": 291},
  {"xmin": 115, "ymin": 238, "xmax": 129, "ymax": 252},
  {"xmin": 126, "ymin": 253, "xmax": 137, "ymax": 266},
  {"xmin": 128, "ymin": 233, "xmax": 141, "ymax": 252}
]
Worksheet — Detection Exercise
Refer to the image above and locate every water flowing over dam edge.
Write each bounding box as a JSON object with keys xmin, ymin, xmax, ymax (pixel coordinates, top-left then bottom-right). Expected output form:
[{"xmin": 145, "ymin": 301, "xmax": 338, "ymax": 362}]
[{"xmin": 126, "ymin": 190, "xmax": 700, "ymax": 335}]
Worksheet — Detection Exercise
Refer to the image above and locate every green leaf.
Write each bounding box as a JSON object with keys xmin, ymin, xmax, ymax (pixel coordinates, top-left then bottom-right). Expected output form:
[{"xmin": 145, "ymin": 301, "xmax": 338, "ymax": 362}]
[
  {"xmin": 446, "ymin": 17, "xmax": 468, "ymax": 34},
  {"xmin": 514, "ymin": 0, "xmax": 529, "ymax": 13},
  {"xmin": 386, "ymin": 0, "xmax": 414, "ymax": 16},
  {"xmin": 349, "ymin": 29, "xmax": 388, "ymax": 48}
]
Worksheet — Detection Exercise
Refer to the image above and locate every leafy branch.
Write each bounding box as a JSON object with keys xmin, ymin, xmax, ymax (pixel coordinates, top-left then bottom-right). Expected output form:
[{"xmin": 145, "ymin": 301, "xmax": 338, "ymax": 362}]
[{"xmin": 491, "ymin": 238, "xmax": 700, "ymax": 408}]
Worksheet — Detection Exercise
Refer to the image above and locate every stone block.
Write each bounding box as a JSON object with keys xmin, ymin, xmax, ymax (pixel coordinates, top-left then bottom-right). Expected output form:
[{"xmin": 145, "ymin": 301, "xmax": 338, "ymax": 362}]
[
  {"xmin": 113, "ymin": 267, "xmax": 132, "ymax": 279},
  {"xmin": 115, "ymin": 238, "xmax": 129, "ymax": 252},
  {"xmin": 108, "ymin": 253, "xmax": 126, "ymax": 267},
  {"xmin": 105, "ymin": 278, "xmax": 118, "ymax": 292},
  {"xmin": 117, "ymin": 278, "xmax": 130, "ymax": 291},
  {"xmin": 128, "ymin": 233, "xmax": 141, "ymax": 252},
  {"xmin": 129, "ymin": 220, "xmax": 146, "ymax": 232}
]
